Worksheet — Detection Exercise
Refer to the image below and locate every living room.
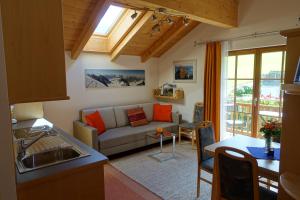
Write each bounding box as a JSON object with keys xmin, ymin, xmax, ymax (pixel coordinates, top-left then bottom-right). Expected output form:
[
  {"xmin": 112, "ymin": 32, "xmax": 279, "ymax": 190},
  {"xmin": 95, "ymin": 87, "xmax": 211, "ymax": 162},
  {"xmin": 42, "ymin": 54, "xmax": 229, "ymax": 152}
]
[{"xmin": 1, "ymin": 0, "xmax": 300, "ymax": 200}]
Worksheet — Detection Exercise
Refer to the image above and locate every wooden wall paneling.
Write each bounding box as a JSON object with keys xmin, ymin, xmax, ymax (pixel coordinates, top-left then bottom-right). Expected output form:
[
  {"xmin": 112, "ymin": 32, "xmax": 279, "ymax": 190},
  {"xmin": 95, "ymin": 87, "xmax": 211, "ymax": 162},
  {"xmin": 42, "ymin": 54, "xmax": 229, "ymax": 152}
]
[
  {"xmin": 63, "ymin": 0, "xmax": 97, "ymax": 50},
  {"xmin": 107, "ymin": 9, "xmax": 143, "ymax": 52},
  {"xmin": 0, "ymin": 6, "xmax": 17, "ymax": 199},
  {"xmin": 120, "ymin": 14, "xmax": 177, "ymax": 56},
  {"xmin": 113, "ymin": 0, "xmax": 238, "ymax": 28},
  {"xmin": 153, "ymin": 21, "xmax": 199, "ymax": 57},
  {"xmin": 279, "ymin": 28, "xmax": 300, "ymax": 199},
  {"xmin": 141, "ymin": 19, "xmax": 199, "ymax": 62},
  {"xmin": 110, "ymin": 11, "xmax": 153, "ymax": 61},
  {"xmin": 70, "ymin": 0, "xmax": 111, "ymax": 59},
  {"xmin": 83, "ymin": 36, "xmax": 110, "ymax": 53}
]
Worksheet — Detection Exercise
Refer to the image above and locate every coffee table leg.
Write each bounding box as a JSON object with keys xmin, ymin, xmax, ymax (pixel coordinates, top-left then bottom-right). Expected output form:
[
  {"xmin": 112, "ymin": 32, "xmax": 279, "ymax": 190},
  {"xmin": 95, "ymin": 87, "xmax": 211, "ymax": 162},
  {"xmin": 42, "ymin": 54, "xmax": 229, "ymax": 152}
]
[
  {"xmin": 172, "ymin": 135, "xmax": 176, "ymax": 157},
  {"xmin": 160, "ymin": 134, "xmax": 163, "ymax": 153}
]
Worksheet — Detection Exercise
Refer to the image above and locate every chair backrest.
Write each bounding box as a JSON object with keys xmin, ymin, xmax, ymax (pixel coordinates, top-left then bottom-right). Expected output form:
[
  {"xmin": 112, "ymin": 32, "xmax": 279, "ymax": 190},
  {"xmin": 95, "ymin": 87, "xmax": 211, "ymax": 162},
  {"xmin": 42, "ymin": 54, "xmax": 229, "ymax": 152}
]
[
  {"xmin": 193, "ymin": 102, "xmax": 204, "ymax": 123},
  {"xmin": 196, "ymin": 121, "xmax": 215, "ymax": 162},
  {"xmin": 213, "ymin": 147, "xmax": 259, "ymax": 200}
]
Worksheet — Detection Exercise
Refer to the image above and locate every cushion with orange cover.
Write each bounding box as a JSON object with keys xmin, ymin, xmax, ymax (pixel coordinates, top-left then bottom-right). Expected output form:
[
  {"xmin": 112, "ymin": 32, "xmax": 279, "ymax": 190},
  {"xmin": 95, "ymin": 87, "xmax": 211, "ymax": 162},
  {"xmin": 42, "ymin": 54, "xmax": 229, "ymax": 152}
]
[
  {"xmin": 153, "ymin": 104, "xmax": 172, "ymax": 122},
  {"xmin": 127, "ymin": 108, "xmax": 148, "ymax": 127},
  {"xmin": 85, "ymin": 111, "xmax": 106, "ymax": 135}
]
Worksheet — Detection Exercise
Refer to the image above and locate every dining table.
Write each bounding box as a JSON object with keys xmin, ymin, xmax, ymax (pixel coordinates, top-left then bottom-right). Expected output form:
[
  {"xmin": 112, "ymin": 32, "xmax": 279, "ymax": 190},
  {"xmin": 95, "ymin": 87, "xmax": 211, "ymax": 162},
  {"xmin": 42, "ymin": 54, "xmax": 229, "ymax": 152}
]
[{"xmin": 204, "ymin": 134, "xmax": 280, "ymax": 182}]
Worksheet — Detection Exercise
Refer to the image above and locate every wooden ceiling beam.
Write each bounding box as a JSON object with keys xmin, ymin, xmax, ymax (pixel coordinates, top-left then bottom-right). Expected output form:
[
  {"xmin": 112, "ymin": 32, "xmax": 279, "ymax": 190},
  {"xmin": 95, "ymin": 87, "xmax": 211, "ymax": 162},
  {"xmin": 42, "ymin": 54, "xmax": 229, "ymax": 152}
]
[
  {"xmin": 113, "ymin": 0, "xmax": 238, "ymax": 28},
  {"xmin": 70, "ymin": 0, "xmax": 111, "ymax": 59},
  {"xmin": 141, "ymin": 19, "xmax": 199, "ymax": 62},
  {"xmin": 108, "ymin": 10, "xmax": 143, "ymax": 52},
  {"xmin": 110, "ymin": 11, "xmax": 152, "ymax": 61}
]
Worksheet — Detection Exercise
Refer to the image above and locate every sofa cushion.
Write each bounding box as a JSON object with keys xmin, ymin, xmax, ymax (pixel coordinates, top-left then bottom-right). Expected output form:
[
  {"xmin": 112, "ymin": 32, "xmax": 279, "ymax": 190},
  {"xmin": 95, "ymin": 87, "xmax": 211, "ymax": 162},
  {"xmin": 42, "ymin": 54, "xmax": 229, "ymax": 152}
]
[
  {"xmin": 153, "ymin": 103, "xmax": 172, "ymax": 122},
  {"xmin": 98, "ymin": 121, "xmax": 177, "ymax": 149},
  {"xmin": 139, "ymin": 103, "xmax": 153, "ymax": 121},
  {"xmin": 114, "ymin": 105, "xmax": 139, "ymax": 127},
  {"xmin": 81, "ymin": 107, "xmax": 116, "ymax": 129},
  {"xmin": 85, "ymin": 111, "xmax": 106, "ymax": 135},
  {"xmin": 127, "ymin": 108, "xmax": 148, "ymax": 127}
]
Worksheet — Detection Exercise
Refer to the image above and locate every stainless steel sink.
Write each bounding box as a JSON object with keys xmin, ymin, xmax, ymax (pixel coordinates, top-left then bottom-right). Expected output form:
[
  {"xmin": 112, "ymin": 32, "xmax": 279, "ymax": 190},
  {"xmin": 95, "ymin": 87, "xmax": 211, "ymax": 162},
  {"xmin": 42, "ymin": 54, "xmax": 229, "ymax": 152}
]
[
  {"xmin": 21, "ymin": 147, "xmax": 80, "ymax": 168},
  {"xmin": 16, "ymin": 145, "xmax": 89, "ymax": 173},
  {"xmin": 14, "ymin": 126, "xmax": 89, "ymax": 173}
]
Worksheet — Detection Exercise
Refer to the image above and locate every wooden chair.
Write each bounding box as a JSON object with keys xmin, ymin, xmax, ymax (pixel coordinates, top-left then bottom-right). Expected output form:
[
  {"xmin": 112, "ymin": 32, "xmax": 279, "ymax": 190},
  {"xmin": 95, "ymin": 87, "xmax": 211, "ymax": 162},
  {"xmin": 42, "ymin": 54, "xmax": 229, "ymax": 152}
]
[
  {"xmin": 195, "ymin": 121, "xmax": 215, "ymax": 198},
  {"xmin": 179, "ymin": 102, "xmax": 204, "ymax": 148},
  {"xmin": 212, "ymin": 146, "xmax": 278, "ymax": 200}
]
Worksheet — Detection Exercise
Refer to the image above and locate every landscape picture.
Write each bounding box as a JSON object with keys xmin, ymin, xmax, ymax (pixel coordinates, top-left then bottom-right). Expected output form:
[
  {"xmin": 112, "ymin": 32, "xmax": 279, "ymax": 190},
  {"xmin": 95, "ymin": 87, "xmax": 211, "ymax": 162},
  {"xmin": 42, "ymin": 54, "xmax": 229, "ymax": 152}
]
[{"xmin": 85, "ymin": 69, "xmax": 145, "ymax": 88}]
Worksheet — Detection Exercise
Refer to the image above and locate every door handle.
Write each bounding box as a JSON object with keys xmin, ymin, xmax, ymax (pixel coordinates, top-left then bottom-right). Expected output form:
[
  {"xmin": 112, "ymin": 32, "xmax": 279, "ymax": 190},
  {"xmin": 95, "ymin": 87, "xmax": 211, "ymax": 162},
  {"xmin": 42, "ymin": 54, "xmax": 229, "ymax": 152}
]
[{"xmin": 253, "ymin": 97, "xmax": 258, "ymax": 106}]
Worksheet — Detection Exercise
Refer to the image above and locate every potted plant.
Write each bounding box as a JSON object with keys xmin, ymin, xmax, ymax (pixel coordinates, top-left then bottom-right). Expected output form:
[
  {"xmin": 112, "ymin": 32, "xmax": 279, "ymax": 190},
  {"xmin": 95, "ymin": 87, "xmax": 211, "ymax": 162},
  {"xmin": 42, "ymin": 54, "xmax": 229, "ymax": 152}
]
[{"xmin": 260, "ymin": 119, "xmax": 282, "ymax": 155}]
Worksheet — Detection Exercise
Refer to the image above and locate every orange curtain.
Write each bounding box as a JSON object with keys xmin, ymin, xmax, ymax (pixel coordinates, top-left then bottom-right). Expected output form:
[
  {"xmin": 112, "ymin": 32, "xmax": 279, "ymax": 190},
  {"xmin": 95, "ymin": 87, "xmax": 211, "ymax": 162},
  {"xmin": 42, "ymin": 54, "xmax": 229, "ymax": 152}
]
[{"xmin": 204, "ymin": 42, "xmax": 221, "ymax": 142}]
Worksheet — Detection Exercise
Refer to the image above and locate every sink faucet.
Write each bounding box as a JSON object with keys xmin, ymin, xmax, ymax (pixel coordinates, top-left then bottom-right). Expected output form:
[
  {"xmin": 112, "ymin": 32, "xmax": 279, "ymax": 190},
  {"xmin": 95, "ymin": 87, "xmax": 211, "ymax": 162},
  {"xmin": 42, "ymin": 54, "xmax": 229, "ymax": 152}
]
[{"xmin": 16, "ymin": 131, "xmax": 54, "ymax": 160}]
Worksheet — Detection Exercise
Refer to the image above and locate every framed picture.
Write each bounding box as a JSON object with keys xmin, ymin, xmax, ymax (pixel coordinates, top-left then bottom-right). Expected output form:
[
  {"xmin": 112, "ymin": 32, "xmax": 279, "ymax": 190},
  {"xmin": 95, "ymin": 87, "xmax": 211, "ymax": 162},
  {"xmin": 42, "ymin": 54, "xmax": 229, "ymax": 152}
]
[
  {"xmin": 85, "ymin": 69, "xmax": 145, "ymax": 88},
  {"xmin": 294, "ymin": 57, "xmax": 300, "ymax": 84},
  {"xmin": 173, "ymin": 60, "xmax": 197, "ymax": 83},
  {"xmin": 162, "ymin": 83, "xmax": 177, "ymax": 96}
]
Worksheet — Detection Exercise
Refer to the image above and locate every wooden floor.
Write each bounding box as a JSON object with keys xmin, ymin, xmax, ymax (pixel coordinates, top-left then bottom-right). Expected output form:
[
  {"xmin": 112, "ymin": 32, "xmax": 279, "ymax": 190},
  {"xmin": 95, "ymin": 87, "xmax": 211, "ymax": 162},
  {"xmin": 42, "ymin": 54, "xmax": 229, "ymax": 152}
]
[{"xmin": 104, "ymin": 164, "xmax": 161, "ymax": 200}]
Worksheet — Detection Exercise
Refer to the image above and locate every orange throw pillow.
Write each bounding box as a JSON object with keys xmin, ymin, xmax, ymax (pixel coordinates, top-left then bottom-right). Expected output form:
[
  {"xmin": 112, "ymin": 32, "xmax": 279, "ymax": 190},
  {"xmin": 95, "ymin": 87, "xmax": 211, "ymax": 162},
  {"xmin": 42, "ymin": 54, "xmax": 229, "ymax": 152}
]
[
  {"xmin": 85, "ymin": 111, "xmax": 106, "ymax": 135},
  {"xmin": 153, "ymin": 104, "xmax": 172, "ymax": 122}
]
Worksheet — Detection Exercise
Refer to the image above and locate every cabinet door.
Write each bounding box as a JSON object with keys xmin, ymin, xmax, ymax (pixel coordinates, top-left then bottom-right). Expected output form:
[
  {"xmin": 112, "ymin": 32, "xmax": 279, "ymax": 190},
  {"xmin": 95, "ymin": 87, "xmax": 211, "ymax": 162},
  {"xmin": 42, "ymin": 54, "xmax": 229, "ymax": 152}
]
[{"xmin": 1, "ymin": 0, "xmax": 68, "ymax": 104}]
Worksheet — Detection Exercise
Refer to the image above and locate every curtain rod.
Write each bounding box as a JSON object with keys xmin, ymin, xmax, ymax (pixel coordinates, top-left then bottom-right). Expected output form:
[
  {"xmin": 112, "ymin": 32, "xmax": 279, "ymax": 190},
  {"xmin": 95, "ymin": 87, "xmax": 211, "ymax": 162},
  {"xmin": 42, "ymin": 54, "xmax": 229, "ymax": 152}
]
[{"xmin": 193, "ymin": 30, "xmax": 283, "ymax": 47}]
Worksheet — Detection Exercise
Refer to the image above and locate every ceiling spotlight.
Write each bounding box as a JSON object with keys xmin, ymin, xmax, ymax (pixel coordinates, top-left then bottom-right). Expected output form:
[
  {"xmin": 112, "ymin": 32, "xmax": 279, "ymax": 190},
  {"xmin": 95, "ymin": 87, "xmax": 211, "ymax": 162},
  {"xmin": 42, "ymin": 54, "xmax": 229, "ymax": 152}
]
[
  {"xmin": 183, "ymin": 17, "xmax": 190, "ymax": 26},
  {"xmin": 166, "ymin": 17, "xmax": 174, "ymax": 25},
  {"xmin": 131, "ymin": 10, "xmax": 138, "ymax": 19},
  {"xmin": 152, "ymin": 24, "xmax": 160, "ymax": 33},
  {"xmin": 157, "ymin": 7, "xmax": 166, "ymax": 13},
  {"xmin": 152, "ymin": 14, "xmax": 157, "ymax": 22}
]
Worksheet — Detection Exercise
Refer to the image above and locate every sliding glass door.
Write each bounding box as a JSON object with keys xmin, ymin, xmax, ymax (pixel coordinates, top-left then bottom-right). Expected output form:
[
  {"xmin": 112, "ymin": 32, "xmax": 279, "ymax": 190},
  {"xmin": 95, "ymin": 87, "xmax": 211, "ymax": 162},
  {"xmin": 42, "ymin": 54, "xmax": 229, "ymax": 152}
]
[
  {"xmin": 256, "ymin": 50, "xmax": 285, "ymax": 137},
  {"xmin": 224, "ymin": 46, "xmax": 286, "ymax": 138}
]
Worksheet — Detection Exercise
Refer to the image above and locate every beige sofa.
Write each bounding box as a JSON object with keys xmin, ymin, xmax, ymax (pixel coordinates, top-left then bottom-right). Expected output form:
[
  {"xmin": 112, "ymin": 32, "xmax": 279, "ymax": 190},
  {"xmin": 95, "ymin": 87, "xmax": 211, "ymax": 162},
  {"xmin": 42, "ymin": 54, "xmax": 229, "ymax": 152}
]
[{"xmin": 73, "ymin": 103, "xmax": 181, "ymax": 156}]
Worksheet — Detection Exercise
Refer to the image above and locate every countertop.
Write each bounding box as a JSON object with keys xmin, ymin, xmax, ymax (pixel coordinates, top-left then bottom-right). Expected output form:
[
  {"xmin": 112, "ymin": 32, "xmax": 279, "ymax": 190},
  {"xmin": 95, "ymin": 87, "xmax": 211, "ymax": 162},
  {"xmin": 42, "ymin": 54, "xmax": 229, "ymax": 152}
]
[{"xmin": 13, "ymin": 118, "xmax": 108, "ymax": 186}]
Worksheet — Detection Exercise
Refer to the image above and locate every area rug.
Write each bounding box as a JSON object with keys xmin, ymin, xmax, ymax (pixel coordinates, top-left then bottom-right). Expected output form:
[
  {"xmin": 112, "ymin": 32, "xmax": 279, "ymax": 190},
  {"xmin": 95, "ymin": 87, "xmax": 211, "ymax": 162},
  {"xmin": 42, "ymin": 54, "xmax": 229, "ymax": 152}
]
[{"xmin": 110, "ymin": 142, "xmax": 212, "ymax": 200}]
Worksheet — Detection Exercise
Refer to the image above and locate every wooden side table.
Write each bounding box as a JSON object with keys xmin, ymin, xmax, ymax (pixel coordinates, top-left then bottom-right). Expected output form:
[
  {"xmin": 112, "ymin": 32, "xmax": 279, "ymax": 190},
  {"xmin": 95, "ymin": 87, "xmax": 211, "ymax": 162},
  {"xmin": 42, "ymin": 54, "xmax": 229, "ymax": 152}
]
[{"xmin": 179, "ymin": 122, "xmax": 197, "ymax": 148}]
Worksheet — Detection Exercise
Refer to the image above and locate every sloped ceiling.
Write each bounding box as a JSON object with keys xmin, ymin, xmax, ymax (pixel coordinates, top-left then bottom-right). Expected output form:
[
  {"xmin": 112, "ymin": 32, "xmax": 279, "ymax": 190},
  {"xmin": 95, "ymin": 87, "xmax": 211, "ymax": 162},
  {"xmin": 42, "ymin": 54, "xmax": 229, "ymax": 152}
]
[{"xmin": 62, "ymin": 0, "xmax": 238, "ymax": 62}]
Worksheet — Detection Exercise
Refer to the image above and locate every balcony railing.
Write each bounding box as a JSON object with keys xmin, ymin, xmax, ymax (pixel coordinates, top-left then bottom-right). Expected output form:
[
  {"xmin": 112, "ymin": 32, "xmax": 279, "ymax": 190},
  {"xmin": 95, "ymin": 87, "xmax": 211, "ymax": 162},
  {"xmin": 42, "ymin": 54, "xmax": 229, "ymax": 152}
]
[{"xmin": 225, "ymin": 103, "xmax": 281, "ymax": 136}]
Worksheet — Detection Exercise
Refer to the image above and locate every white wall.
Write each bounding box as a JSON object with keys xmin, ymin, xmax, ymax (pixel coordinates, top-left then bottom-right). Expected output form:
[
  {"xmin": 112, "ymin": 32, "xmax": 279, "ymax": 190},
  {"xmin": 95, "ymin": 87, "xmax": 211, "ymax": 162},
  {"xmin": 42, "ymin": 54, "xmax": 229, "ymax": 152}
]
[
  {"xmin": 157, "ymin": 0, "xmax": 300, "ymax": 122},
  {"xmin": 44, "ymin": 52, "xmax": 158, "ymax": 134},
  {"xmin": 0, "ymin": 9, "xmax": 17, "ymax": 200}
]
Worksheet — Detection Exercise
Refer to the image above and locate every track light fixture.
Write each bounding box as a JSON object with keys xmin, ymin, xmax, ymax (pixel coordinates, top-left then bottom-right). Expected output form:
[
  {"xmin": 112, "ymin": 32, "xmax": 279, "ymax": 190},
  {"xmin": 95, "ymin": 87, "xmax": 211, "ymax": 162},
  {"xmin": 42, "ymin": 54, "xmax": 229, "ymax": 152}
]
[
  {"xmin": 152, "ymin": 14, "xmax": 157, "ymax": 22},
  {"xmin": 131, "ymin": 10, "xmax": 138, "ymax": 19},
  {"xmin": 125, "ymin": 6, "xmax": 190, "ymax": 36},
  {"xmin": 157, "ymin": 7, "xmax": 167, "ymax": 13},
  {"xmin": 152, "ymin": 24, "xmax": 161, "ymax": 33},
  {"xmin": 166, "ymin": 17, "xmax": 174, "ymax": 25},
  {"xmin": 183, "ymin": 16, "xmax": 190, "ymax": 26}
]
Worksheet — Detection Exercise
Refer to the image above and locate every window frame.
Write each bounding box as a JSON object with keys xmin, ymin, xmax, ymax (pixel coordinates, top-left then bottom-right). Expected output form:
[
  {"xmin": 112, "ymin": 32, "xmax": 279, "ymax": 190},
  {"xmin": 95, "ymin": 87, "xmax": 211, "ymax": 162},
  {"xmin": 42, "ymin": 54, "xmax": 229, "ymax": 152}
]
[
  {"xmin": 227, "ymin": 45, "xmax": 286, "ymax": 137},
  {"xmin": 93, "ymin": 5, "xmax": 127, "ymax": 37}
]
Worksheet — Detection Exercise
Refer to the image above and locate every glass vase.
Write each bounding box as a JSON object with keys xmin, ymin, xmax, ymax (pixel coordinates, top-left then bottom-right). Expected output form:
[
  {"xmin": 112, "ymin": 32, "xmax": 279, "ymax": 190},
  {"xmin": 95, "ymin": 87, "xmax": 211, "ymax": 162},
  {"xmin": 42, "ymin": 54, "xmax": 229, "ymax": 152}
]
[{"xmin": 265, "ymin": 136, "xmax": 273, "ymax": 154}]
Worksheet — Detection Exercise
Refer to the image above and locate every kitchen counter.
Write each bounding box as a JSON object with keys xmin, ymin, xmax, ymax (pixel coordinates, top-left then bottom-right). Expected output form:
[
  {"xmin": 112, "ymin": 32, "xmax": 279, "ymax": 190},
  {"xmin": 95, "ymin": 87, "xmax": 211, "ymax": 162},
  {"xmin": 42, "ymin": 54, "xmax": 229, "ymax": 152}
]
[{"xmin": 13, "ymin": 118, "xmax": 108, "ymax": 186}]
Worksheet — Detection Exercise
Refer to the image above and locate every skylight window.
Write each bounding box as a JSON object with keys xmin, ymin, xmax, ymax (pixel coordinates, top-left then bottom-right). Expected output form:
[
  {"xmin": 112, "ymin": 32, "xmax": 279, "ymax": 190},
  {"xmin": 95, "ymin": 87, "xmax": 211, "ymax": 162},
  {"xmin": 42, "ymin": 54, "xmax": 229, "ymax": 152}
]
[{"xmin": 94, "ymin": 5, "xmax": 125, "ymax": 36}]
